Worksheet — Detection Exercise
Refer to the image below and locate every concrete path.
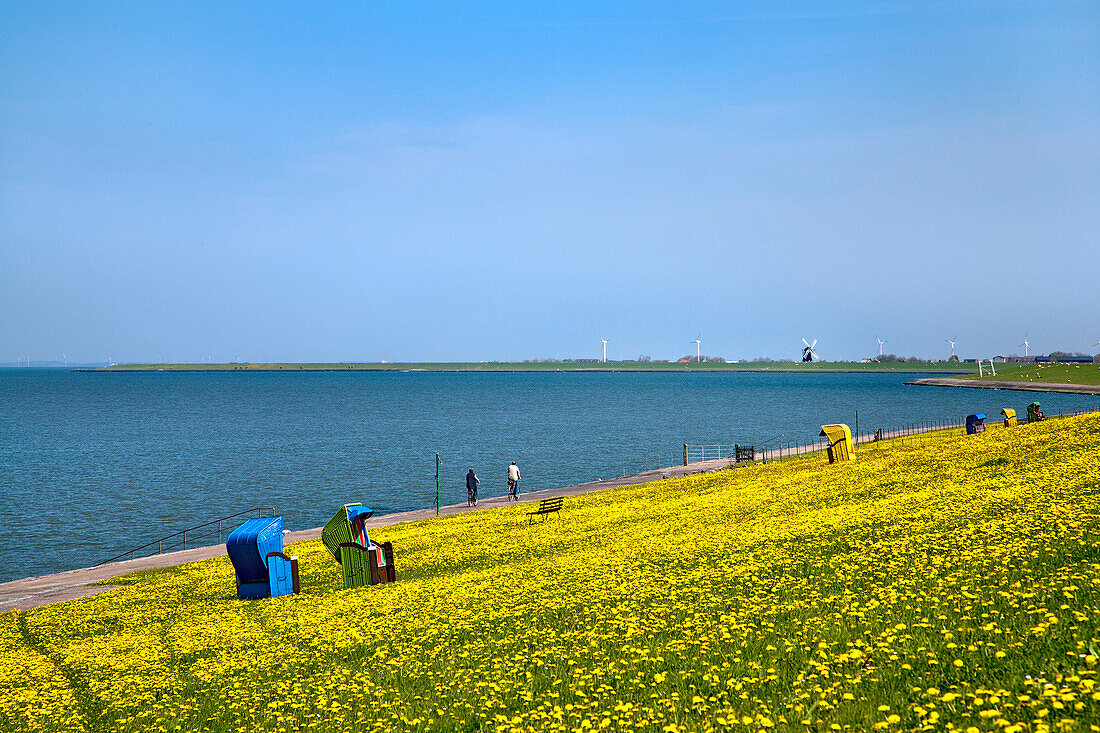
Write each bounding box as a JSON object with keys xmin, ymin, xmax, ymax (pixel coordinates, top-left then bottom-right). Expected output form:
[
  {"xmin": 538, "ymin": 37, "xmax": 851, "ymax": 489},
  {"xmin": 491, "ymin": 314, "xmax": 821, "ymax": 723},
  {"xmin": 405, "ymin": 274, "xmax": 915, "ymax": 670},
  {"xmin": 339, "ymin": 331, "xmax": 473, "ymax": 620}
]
[
  {"xmin": 0, "ymin": 419, "xmax": 960, "ymax": 613},
  {"xmin": 908, "ymin": 377, "xmax": 1100, "ymax": 395},
  {"xmin": 0, "ymin": 458, "xmax": 744, "ymax": 613}
]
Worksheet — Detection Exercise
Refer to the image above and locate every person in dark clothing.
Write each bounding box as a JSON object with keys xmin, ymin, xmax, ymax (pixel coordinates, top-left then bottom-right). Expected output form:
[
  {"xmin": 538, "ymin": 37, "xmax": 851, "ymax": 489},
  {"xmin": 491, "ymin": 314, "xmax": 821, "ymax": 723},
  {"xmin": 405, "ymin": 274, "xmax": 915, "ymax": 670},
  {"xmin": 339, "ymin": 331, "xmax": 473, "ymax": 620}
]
[{"xmin": 466, "ymin": 468, "xmax": 480, "ymax": 506}]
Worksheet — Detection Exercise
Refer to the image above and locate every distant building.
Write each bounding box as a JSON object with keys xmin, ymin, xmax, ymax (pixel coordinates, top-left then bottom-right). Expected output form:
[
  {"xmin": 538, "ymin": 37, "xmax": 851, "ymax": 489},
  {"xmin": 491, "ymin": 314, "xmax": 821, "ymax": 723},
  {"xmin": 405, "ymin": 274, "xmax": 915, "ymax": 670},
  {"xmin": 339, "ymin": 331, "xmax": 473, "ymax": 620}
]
[
  {"xmin": 1037, "ymin": 355, "xmax": 1095, "ymax": 363},
  {"xmin": 575, "ymin": 358, "xmax": 600, "ymax": 363}
]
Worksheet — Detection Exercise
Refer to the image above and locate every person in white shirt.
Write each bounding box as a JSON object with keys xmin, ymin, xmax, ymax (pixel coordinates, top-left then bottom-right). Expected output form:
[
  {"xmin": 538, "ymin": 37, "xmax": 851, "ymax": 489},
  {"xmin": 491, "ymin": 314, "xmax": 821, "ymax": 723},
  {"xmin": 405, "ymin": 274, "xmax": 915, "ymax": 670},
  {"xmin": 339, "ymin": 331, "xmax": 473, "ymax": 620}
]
[{"xmin": 507, "ymin": 461, "xmax": 521, "ymax": 500}]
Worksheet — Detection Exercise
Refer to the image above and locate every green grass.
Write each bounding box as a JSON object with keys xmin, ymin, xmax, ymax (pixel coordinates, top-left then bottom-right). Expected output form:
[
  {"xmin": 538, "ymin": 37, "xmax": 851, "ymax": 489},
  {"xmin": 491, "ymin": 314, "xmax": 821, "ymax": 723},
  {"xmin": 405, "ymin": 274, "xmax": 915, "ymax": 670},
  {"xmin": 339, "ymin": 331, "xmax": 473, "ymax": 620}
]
[
  {"xmin": 88, "ymin": 360, "xmax": 969, "ymax": 373},
  {"xmin": 962, "ymin": 362, "xmax": 1100, "ymax": 386}
]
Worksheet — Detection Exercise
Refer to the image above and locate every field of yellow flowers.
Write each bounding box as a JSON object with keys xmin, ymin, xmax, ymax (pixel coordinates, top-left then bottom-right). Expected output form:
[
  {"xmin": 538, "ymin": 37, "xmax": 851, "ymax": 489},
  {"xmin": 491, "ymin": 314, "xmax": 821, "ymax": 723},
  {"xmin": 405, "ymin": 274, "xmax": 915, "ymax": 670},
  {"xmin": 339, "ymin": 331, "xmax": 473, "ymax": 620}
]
[{"xmin": 3, "ymin": 414, "xmax": 1100, "ymax": 733}]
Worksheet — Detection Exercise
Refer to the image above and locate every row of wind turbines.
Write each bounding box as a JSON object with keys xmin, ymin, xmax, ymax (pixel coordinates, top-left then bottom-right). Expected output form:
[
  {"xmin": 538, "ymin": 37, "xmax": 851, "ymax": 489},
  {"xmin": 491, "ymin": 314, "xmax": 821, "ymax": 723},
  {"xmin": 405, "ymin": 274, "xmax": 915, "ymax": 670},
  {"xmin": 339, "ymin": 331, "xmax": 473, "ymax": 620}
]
[
  {"xmin": 599, "ymin": 334, "xmax": 703, "ymax": 363},
  {"xmin": 877, "ymin": 334, "xmax": 1026, "ymax": 359},
  {"xmin": 877, "ymin": 332, "xmax": 1055, "ymax": 359},
  {"xmin": 873, "ymin": 335, "xmax": 962, "ymax": 359},
  {"xmin": 595, "ymin": 332, "xmax": 1077, "ymax": 363}
]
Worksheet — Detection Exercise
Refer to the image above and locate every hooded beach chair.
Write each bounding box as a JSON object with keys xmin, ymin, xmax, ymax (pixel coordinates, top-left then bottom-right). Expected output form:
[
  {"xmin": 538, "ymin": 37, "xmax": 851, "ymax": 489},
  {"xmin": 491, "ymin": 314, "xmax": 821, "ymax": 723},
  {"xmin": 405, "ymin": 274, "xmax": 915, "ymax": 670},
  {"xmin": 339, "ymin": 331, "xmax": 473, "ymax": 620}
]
[
  {"xmin": 321, "ymin": 503, "xmax": 395, "ymax": 589},
  {"xmin": 225, "ymin": 516, "xmax": 299, "ymax": 600},
  {"xmin": 819, "ymin": 424, "xmax": 855, "ymax": 464}
]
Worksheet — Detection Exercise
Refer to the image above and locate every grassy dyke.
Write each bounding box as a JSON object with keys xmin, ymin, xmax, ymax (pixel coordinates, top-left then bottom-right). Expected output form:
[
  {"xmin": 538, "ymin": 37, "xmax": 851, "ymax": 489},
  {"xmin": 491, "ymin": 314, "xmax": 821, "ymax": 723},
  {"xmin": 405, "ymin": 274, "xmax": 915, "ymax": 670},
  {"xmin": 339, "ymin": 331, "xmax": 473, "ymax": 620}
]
[
  {"xmin": 2, "ymin": 415, "xmax": 1099, "ymax": 732},
  {"xmin": 87, "ymin": 361, "xmax": 969, "ymax": 374},
  {"xmin": 962, "ymin": 363, "xmax": 1100, "ymax": 387}
]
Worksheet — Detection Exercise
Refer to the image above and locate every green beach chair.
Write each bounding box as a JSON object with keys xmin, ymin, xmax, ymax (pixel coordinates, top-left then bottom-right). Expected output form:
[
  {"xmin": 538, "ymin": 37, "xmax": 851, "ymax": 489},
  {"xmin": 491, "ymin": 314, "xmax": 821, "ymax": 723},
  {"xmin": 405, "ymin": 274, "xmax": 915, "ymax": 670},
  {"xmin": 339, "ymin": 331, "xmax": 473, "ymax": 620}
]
[{"xmin": 321, "ymin": 503, "xmax": 396, "ymax": 589}]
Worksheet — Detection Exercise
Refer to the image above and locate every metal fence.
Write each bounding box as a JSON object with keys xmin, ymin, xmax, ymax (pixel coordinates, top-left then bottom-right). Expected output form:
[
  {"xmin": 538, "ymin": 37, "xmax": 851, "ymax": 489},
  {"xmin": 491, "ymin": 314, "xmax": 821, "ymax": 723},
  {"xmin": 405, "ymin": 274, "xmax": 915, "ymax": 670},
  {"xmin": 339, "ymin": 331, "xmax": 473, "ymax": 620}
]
[
  {"xmin": 97, "ymin": 507, "xmax": 277, "ymax": 566},
  {"xmin": 677, "ymin": 405, "xmax": 1100, "ymax": 469}
]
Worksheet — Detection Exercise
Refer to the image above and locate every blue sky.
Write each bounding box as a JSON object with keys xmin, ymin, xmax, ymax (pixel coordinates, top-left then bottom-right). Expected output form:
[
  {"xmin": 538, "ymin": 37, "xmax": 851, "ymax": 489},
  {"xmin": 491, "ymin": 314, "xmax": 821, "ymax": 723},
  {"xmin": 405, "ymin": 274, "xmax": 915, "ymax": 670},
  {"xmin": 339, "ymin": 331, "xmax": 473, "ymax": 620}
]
[{"xmin": 2, "ymin": 1, "xmax": 1098, "ymax": 363}]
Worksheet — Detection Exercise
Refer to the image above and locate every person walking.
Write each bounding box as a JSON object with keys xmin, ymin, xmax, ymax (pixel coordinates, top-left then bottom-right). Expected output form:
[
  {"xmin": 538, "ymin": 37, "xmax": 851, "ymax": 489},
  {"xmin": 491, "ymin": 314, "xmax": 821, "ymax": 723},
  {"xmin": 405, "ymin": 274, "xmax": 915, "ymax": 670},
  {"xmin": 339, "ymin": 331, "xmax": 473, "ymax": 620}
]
[
  {"xmin": 466, "ymin": 468, "xmax": 480, "ymax": 506},
  {"xmin": 507, "ymin": 461, "xmax": 521, "ymax": 500}
]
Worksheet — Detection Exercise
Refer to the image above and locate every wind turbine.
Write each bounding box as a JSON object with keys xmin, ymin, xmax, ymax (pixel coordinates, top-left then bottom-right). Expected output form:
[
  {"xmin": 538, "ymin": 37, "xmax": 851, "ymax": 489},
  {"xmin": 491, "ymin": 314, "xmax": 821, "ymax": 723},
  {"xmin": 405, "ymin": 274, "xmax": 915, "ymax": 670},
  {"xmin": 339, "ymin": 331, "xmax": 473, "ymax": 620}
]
[
  {"xmin": 601, "ymin": 337, "xmax": 607, "ymax": 363},
  {"xmin": 694, "ymin": 333, "xmax": 702, "ymax": 363},
  {"xmin": 876, "ymin": 336, "xmax": 887, "ymax": 357},
  {"xmin": 802, "ymin": 338, "xmax": 819, "ymax": 362},
  {"xmin": 945, "ymin": 336, "xmax": 958, "ymax": 358},
  {"xmin": 1019, "ymin": 332, "xmax": 1030, "ymax": 357}
]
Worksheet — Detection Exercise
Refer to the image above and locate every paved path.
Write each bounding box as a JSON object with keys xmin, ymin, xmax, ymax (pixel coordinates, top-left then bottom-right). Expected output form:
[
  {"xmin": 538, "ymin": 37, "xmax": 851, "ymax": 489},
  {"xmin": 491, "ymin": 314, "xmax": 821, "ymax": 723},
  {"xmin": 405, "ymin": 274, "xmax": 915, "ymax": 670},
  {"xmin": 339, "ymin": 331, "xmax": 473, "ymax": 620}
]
[
  {"xmin": 908, "ymin": 377, "xmax": 1100, "ymax": 395},
  {"xmin": 0, "ymin": 419, "xmax": 963, "ymax": 613},
  {"xmin": 0, "ymin": 458, "xmax": 743, "ymax": 613}
]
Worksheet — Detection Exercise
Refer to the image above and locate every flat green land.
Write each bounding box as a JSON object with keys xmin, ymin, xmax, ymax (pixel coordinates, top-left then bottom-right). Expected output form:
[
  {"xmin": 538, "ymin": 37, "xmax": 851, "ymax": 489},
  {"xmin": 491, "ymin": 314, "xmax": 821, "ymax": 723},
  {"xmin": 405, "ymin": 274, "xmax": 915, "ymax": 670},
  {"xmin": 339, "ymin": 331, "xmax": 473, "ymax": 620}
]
[
  {"xmin": 87, "ymin": 360, "xmax": 968, "ymax": 373},
  {"xmin": 961, "ymin": 362, "xmax": 1100, "ymax": 387}
]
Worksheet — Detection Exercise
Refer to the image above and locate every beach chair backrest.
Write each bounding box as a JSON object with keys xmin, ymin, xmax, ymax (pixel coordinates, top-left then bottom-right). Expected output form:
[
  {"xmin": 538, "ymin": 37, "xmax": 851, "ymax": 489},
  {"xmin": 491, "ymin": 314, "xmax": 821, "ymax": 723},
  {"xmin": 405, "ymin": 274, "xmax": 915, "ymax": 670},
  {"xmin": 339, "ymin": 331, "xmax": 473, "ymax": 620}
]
[
  {"xmin": 819, "ymin": 424, "xmax": 854, "ymax": 463},
  {"xmin": 321, "ymin": 503, "xmax": 376, "ymax": 563},
  {"xmin": 346, "ymin": 505, "xmax": 372, "ymax": 547}
]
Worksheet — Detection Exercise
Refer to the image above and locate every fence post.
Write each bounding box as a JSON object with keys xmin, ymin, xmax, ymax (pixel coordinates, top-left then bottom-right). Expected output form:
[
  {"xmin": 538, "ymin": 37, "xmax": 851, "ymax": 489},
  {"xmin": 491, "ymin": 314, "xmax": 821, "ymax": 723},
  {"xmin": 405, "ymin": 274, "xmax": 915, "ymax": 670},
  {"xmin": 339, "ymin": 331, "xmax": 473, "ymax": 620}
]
[
  {"xmin": 183, "ymin": 530, "xmax": 187, "ymax": 550},
  {"xmin": 683, "ymin": 444, "xmax": 688, "ymax": 466}
]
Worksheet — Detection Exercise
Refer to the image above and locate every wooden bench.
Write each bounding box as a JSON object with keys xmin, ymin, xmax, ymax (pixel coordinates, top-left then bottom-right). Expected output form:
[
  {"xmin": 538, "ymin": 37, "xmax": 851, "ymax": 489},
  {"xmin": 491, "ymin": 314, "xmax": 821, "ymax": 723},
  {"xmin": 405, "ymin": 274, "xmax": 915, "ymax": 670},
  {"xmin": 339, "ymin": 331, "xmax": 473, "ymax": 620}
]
[{"xmin": 527, "ymin": 497, "xmax": 563, "ymax": 524}]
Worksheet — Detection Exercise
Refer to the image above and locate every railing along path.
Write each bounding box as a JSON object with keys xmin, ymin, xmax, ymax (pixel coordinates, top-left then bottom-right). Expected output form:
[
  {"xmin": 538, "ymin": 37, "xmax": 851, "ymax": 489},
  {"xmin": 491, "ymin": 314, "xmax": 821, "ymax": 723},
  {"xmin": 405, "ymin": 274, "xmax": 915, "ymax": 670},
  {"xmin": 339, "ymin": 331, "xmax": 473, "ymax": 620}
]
[{"xmin": 97, "ymin": 507, "xmax": 276, "ymax": 566}]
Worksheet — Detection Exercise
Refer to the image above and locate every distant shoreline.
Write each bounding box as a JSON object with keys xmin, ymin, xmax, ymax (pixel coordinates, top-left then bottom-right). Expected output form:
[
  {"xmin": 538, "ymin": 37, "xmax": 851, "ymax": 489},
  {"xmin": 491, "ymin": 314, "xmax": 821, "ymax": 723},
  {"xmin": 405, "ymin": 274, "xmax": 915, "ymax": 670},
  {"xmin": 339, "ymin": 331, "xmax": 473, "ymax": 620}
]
[
  {"xmin": 907, "ymin": 377, "xmax": 1100, "ymax": 395},
  {"xmin": 75, "ymin": 361, "xmax": 969, "ymax": 375}
]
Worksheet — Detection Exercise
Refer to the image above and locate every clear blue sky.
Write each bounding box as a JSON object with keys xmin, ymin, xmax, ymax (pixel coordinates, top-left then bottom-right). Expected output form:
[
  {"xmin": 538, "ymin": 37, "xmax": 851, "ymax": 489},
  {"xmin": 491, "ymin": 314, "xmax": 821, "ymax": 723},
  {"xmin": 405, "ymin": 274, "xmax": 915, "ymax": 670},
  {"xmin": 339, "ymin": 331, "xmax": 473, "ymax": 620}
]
[{"xmin": 2, "ymin": 1, "xmax": 1098, "ymax": 363}]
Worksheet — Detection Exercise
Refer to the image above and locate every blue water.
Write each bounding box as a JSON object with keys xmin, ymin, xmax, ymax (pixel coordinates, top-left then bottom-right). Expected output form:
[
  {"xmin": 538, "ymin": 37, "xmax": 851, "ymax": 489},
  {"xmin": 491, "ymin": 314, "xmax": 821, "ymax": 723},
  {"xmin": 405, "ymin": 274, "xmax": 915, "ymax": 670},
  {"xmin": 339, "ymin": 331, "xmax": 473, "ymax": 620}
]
[{"xmin": 1, "ymin": 368, "xmax": 1096, "ymax": 583}]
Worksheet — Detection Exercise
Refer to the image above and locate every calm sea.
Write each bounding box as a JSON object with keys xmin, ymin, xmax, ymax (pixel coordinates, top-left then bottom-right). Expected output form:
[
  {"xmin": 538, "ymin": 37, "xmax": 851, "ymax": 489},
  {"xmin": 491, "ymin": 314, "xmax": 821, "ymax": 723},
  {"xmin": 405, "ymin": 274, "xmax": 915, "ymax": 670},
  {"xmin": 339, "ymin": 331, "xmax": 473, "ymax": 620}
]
[{"xmin": 1, "ymin": 368, "xmax": 1096, "ymax": 583}]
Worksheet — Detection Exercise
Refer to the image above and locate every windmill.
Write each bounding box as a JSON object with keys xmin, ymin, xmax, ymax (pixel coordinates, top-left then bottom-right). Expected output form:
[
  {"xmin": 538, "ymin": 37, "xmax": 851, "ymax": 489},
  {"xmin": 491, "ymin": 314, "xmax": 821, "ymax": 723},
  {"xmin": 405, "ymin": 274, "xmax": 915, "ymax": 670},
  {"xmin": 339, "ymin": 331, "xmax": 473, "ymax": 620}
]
[
  {"xmin": 601, "ymin": 337, "xmax": 607, "ymax": 363},
  {"xmin": 876, "ymin": 336, "xmax": 887, "ymax": 358},
  {"xmin": 945, "ymin": 335, "xmax": 958, "ymax": 358},
  {"xmin": 802, "ymin": 338, "xmax": 819, "ymax": 362},
  {"xmin": 694, "ymin": 333, "xmax": 702, "ymax": 363},
  {"xmin": 1019, "ymin": 332, "xmax": 1030, "ymax": 357}
]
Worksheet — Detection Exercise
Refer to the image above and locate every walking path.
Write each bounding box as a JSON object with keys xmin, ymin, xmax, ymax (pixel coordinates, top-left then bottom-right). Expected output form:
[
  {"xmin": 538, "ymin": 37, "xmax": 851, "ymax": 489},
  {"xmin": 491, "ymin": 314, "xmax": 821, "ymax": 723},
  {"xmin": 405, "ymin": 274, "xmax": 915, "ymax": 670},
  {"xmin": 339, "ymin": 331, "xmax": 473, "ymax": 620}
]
[
  {"xmin": 0, "ymin": 459, "xmax": 742, "ymax": 612},
  {"xmin": 0, "ymin": 421, "xmax": 951, "ymax": 613}
]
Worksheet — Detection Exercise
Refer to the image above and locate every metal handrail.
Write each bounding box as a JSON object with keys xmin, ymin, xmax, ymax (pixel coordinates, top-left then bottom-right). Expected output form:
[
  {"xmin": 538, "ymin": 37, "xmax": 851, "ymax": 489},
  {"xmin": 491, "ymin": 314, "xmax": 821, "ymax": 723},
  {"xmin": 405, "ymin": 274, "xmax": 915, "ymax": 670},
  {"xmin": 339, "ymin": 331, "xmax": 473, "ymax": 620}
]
[
  {"xmin": 756, "ymin": 434, "xmax": 784, "ymax": 448},
  {"xmin": 97, "ymin": 507, "xmax": 276, "ymax": 566}
]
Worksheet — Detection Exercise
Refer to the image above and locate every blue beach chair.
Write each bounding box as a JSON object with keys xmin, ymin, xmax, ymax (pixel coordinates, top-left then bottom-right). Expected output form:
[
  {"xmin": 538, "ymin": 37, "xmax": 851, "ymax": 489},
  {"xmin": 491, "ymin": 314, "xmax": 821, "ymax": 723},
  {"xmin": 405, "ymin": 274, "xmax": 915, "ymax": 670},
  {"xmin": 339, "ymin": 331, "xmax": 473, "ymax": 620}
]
[
  {"xmin": 966, "ymin": 413, "xmax": 987, "ymax": 435},
  {"xmin": 226, "ymin": 516, "xmax": 300, "ymax": 599}
]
